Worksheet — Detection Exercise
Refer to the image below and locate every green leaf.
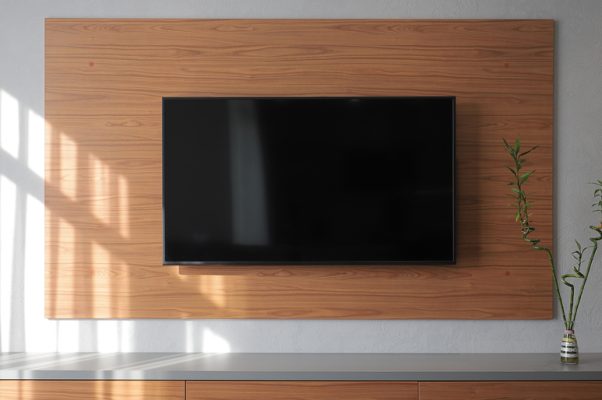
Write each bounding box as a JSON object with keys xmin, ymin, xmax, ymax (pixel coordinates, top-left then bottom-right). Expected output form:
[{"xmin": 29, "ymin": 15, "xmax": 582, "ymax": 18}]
[
  {"xmin": 512, "ymin": 188, "xmax": 525, "ymax": 196},
  {"xmin": 520, "ymin": 170, "xmax": 534, "ymax": 184},
  {"xmin": 519, "ymin": 146, "xmax": 538, "ymax": 157},
  {"xmin": 503, "ymin": 138, "xmax": 515, "ymax": 155},
  {"xmin": 514, "ymin": 138, "xmax": 521, "ymax": 153}
]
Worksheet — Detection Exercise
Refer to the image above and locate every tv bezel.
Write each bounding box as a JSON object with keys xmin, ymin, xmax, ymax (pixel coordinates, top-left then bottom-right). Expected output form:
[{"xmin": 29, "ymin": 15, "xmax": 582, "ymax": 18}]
[{"xmin": 162, "ymin": 96, "xmax": 456, "ymax": 265}]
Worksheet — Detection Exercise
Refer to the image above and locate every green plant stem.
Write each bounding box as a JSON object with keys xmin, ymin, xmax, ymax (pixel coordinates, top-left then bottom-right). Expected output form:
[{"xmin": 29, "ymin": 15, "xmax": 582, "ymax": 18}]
[
  {"xmin": 514, "ymin": 179, "xmax": 569, "ymax": 327},
  {"xmin": 567, "ymin": 282, "xmax": 574, "ymax": 328},
  {"xmin": 537, "ymin": 245, "xmax": 569, "ymax": 329},
  {"xmin": 569, "ymin": 227, "xmax": 602, "ymax": 330}
]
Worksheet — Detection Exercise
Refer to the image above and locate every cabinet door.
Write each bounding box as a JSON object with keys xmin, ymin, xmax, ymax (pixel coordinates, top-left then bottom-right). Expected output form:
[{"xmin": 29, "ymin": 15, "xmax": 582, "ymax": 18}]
[
  {"xmin": 419, "ymin": 381, "xmax": 602, "ymax": 400},
  {"xmin": 187, "ymin": 381, "xmax": 417, "ymax": 400},
  {"xmin": 0, "ymin": 380, "xmax": 184, "ymax": 400}
]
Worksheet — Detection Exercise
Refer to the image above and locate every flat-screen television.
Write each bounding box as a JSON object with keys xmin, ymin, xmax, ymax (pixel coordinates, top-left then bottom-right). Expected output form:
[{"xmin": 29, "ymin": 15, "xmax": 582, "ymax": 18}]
[{"xmin": 163, "ymin": 97, "xmax": 455, "ymax": 264}]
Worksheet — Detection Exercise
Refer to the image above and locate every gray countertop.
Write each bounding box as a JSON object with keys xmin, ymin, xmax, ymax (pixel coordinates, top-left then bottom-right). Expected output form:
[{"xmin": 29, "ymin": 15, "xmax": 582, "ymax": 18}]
[{"xmin": 1, "ymin": 353, "xmax": 602, "ymax": 381}]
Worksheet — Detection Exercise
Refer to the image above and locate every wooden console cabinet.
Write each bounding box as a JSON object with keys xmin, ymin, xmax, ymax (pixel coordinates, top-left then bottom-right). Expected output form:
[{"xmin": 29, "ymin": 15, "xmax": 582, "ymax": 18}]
[
  {"xmin": 2, "ymin": 380, "xmax": 602, "ymax": 399},
  {"xmin": 420, "ymin": 382, "xmax": 602, "ymax": 400},
  {"xmin": 187, "ymin": 381, "xmax": 417, "ymax": 400},
  {"xmin": 0, "ymin": 380, "xmax": 183, "ymax": 400},
  {"xmin": 2, "ymin": 354, "xmax": 602, "ymax": 399}
]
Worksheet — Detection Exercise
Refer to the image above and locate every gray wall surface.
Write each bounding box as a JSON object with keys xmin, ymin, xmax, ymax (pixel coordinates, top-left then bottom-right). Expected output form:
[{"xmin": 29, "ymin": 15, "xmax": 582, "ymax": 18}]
[{"xmin": 0, "ymin": 0, "xmax": 601, "ymax": 353}]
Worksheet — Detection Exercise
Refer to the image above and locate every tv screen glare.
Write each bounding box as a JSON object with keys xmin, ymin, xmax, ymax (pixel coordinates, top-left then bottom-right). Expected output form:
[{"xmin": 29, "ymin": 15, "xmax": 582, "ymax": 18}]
[{"xmin": 163, "ymin": 97, "xmax": 455, "ymax": 264}]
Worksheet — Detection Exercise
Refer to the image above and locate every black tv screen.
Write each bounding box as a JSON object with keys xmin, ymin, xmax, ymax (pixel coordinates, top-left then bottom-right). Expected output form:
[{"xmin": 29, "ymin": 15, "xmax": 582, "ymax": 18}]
[{"xmin": 163, "ymin": 97, "xmax": 455, "ymax": 264}]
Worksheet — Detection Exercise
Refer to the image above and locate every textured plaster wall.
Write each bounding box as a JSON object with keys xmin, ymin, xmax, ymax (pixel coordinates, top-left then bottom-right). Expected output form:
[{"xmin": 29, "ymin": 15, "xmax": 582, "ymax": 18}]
[{"xmin": 0, "ymin": 0, "xmax": 601, "ymax": 353}]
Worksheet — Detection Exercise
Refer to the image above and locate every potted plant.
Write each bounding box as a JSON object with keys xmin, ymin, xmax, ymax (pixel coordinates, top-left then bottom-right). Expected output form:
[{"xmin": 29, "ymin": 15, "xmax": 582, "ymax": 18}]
[{"xmin": 504, "ymin": 138, "xmax": 602, "ymax": 364}]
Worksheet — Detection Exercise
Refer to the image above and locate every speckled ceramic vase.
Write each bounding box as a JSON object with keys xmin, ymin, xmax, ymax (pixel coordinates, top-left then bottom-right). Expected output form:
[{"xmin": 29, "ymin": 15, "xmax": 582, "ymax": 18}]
[{"xmin": 561, "ymin": 329, "xmax": 578, "ymax": 364}]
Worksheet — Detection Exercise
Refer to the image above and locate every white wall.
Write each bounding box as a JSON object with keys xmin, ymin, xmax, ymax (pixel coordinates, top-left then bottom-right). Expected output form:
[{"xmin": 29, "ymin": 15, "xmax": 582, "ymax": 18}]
[{"xmin": 1, "ymin": 0, "xmax": 601, "ymax": 353}]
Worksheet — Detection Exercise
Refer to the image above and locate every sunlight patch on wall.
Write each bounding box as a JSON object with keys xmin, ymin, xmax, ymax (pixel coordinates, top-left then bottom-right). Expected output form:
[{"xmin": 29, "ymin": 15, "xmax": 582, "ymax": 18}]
[
  {"xmin": 117, "ymin": 321, "xmax": 134, "ymax": 352},
  {"xmin": 88, "ymin": 153, "xmax": 131, "ymax": 240},
  {"xmin": 0, "ymin": 90, "xmax": 53, "ymax": 351},
  {"xmin": 57, "ymin": 216, "xmax": 75, "ymax": 265},
  {"xmin": 88, "ymin": 153, "xmax": 110, "ymax": 225},
  {"xmin": 23, "ymin": 192, "xmax": 54, "ymax": 351},
  {"xmin": 0, "ymin": 175, "xmax": 17, "ymax": 350},
  {"xmin": 91, "ymin": 240, "xmax": 111, "ymax": 268},
  {"xmin": 0, "ymin": 90, "xmax": 20, "ymax": 158},
  {"xmin": 185, "ymin": 322, "xmax": 196, "ymax": 352},
  {"xmin": 176, "ymin": 273, "xmax": 227, "ymax": 309},
  {"xmin": 59, "ymin": 131, "xmax": 77, "ymax": 200},
  {"xmin": 55, "ymin": 216, "xmax": 76, "ymax": 318},
  {"xmin": 118, "ymin": 175, "xmax": 130, "ymax": 239},
  {"xmin": 91, "ymin": 240, "xmax": 113, "ymax": 317},
  {"xmin": 0, "ymin": 89, "xmax": 139, "ymax": 352},
  {"xmin": 96, "ymin": 321, "xmax": 120, "ymax": 352},
  {"xmin": 200, "ymin": 275, "xmax": 226, "ymax": 308},
  {"xmin": 73, "ymin": 321, "xmax": 135, "ymax": 352},
  {"xmin": 56, "ymin": 320, "xmax": 80, "ymax": 352},
  {"xmin": 45, "ymin": 121, "xmax": 54, "ymax": 185},
  {"xmin": 27, "ymin": 110, "xmax": 44, "ymax": 177},
  {"xmin": 202, "ymin": 327, "xmax": 231, "ymax": 353},
  {"xmin": 115, "ymin": 261, "xmax": 131, "ymax": 319},
  {"xmin": 22, "ymin": 108, "xmax": 48, "ymax": 350}
]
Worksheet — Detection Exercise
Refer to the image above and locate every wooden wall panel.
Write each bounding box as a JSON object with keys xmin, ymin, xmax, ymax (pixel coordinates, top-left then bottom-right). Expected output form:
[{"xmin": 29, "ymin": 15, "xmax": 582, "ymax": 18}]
[
  {"xmin": 187, "ymin": 381, "xmax": 417, "ymax": 400},
  {"xmin": 419, "ymin": 381, "xmax": 602, "ymax": 400},
  {"xmin": 45, "ymin": 19, "xmax": 554, "ymax": 319},
  {"xmin": 0, "ymin": 380, "xmax": 184, "ymax": 400}
]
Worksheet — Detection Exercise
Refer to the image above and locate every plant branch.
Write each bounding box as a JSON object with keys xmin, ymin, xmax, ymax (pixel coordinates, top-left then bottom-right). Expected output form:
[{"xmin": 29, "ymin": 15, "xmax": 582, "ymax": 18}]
[
  {"xmin": 503, "ymin": 138, "xmax": 569, "ymax": 328},
  {"xmin": 570, "ymin": 181, "xmax": 602, "ymax": 329}
]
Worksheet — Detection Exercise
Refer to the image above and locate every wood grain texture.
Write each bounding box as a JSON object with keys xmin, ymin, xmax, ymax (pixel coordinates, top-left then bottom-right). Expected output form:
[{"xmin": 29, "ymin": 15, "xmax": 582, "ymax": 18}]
[
  {"xmin": 0, "ymin": 380, "xmax": 184, "ymax": 400},
  {"xmin": 419, "ymin": 381, "xmax": 602, "ymax": 400},
  {"xmin": 45, "ymin": 19, "xmax": 554, "ymax": 319},
  {"xmin": 186, "ymin": 381, "xmax": 417, "ymax": 400}
]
